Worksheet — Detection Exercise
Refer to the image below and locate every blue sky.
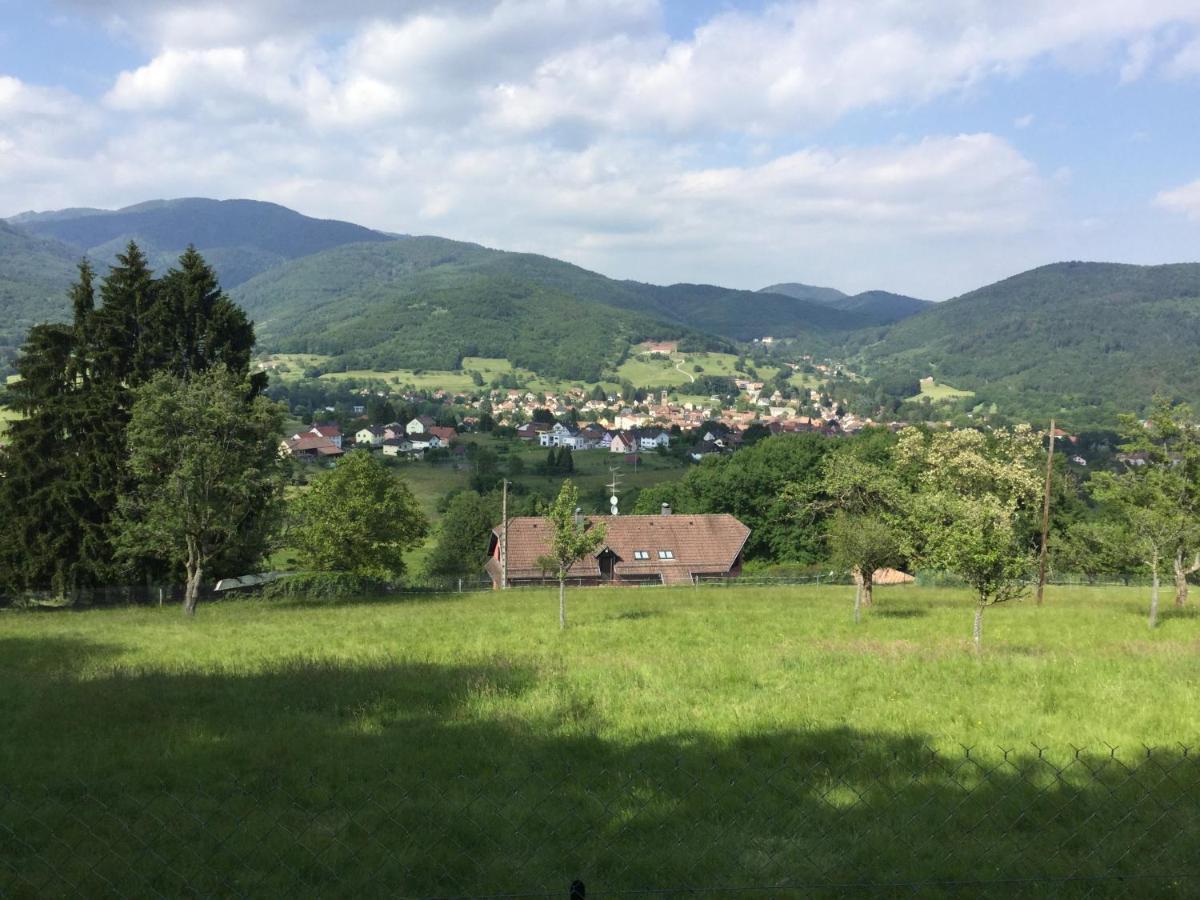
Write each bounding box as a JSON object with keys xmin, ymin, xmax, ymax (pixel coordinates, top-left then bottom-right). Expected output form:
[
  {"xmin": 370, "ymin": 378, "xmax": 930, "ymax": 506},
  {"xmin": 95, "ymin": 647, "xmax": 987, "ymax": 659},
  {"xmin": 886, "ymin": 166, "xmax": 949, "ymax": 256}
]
[{"xmin": 2, "ymin": 0, "xmax": 1199, "ymax": 298}]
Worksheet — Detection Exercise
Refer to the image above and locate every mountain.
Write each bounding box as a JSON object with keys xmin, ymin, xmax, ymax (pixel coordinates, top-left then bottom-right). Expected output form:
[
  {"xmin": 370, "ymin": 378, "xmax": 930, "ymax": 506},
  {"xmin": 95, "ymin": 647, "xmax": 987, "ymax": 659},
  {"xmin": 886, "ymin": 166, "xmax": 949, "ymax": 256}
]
[
  {"xmin": 828, "ymin": 290, "xmax": 932, "ymax": 326},
  {"xmin": 9, "ymin": 198, "xmax": 394, "ymax": 288},
  {"xmin": 859, "ymin": 261, "xmax": 1200, "ymax": 425},
  {"xmin": 758, "ymin": 282, "xmax": 848, "ymax": 305},
  {"xmin": 231, "ymin": 238, "xmax": 704, "ymax": 380},
  {"xmin": 231, "ymin": 235, "xmax": 865, "ymax": 378},
  {"xmin": 0, "ymin": 221, "xmax": 79, "ymax": 364}
]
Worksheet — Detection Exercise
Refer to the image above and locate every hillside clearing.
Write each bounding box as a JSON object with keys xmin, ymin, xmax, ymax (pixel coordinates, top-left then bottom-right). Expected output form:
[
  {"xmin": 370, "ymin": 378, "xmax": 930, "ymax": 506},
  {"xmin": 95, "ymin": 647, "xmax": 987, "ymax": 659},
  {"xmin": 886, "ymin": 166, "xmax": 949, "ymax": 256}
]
[{"xmin": 909, "ymin": 378, "xmax": 975, "ymax": 402}]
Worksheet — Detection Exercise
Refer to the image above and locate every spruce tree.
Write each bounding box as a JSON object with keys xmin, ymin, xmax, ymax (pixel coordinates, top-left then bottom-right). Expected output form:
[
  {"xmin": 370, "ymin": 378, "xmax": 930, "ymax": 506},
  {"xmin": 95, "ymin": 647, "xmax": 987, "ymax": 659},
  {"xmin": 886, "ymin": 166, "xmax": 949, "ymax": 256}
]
[{"xmin": 0, "ymin": 244, "xmax": 268, "ymax": 596}]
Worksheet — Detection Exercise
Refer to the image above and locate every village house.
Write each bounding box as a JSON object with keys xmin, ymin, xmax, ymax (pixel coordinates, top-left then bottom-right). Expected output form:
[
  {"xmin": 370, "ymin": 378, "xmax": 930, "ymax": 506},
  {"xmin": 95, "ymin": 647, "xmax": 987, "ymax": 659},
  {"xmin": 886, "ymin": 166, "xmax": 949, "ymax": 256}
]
[
  {"xmin": 307, "ymin": 423, "xmax": 343, "ymax": 449},
  {"xmin": 486, "ymin": 508, "xmax": 750, "ymax": 588},
  {"xmin": 281, "ymin": 434, "xmax": 344, "ymax": 460},
  {"xmin": 406, "ymin": 415, "xmax": 436, "ymax": 435},
  {"xmin": 354, "ymin": 425, "xmax": 386, "ymax": 447}
]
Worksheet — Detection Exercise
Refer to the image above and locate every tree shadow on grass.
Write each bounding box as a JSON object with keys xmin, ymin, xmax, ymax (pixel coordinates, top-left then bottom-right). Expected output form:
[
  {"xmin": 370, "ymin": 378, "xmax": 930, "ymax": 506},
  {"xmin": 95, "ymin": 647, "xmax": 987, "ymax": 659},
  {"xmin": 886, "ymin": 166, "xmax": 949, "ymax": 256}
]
[
  {"xmin": 2, "ymin": 635, "xmax": 1198, "ymax": 898},
  {"xmin": 871, "ymin": 607, "xmax": 929, "ymax": 620}
]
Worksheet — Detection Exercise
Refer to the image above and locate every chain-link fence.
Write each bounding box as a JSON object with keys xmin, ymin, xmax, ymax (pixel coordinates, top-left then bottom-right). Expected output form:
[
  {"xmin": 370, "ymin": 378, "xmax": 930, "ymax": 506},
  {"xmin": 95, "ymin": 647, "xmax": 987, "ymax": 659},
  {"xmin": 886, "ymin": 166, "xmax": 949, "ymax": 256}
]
[{"xmin": 3, "ymin": 744, "xmax": 1197, "ymax": 898}]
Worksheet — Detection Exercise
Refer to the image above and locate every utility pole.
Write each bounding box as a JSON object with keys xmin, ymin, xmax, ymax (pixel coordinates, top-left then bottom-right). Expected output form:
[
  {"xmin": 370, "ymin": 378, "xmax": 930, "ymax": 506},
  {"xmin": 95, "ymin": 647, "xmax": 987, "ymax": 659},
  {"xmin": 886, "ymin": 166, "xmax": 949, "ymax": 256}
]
[
  {"xmin": 501, "ymin": 478, "xmax": 509, "ymax": 590},
  {"xmin": 1036, "ymin": 419, "xmax": 1056, "ymax": 606}
]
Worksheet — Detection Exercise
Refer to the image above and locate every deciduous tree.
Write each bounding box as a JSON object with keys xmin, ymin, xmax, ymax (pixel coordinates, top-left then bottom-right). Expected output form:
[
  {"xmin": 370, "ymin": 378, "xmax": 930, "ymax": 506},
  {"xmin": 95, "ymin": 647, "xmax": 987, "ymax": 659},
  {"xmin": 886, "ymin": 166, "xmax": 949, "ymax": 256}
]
[
  {"xmin": 897, "ymin": 426, "xmax": 1042, "ymax": 649},
  {"xmin": 538, "ymin": 480, "xmax": 605, "ymax": 630},
  {"xmin": 290, "ymin": 451, "xmax": 428, "ymax": 580},
  {"xmin": 118, "ymin": 367, "xmax": 286, "ymax": 615}
]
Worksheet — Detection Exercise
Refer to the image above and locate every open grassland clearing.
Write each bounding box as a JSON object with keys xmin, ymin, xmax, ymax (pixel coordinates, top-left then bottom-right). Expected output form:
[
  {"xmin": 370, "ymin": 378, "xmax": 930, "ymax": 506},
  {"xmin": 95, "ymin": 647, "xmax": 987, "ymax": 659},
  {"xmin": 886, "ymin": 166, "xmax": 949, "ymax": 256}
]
[
  {"xmin": 909, "ymin": 378, "xmax": 976, "ymax": 402},
  {"xmin": 615, "ymin": 350, "xmax": 780, "ymax": 388},
  {"xmin": 2, "ymin": 585, "xmax": 1197, "ymax": 894}
]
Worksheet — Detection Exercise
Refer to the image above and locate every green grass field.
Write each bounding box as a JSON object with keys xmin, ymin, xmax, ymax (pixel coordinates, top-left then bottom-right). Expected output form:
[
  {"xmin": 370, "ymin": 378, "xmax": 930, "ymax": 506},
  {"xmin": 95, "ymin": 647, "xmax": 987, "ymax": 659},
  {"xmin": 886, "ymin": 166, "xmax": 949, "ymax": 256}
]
[
  {"xmin": 3, "ymin": 585, "xmax": 1198, "ymax": 895},
  {"xmin": 909, "ymin": 379, "xmax": 976, "ymax": 402}
]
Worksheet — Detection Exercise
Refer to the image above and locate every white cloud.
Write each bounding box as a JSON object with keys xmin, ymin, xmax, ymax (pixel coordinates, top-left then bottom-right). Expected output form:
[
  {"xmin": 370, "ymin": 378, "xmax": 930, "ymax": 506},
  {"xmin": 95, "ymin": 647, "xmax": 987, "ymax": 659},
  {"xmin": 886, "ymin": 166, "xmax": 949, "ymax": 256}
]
[
  {"xmin": 7, "ymin": 1, "xmax": 1200, "ymax": 295},
  {"xmin": 1155, "ymin": 179, "xmax": 1200, "ymax": 220},
  {"xmin": 1164, "ymin": 37, "xmax": 1200, "ymax": 77}
]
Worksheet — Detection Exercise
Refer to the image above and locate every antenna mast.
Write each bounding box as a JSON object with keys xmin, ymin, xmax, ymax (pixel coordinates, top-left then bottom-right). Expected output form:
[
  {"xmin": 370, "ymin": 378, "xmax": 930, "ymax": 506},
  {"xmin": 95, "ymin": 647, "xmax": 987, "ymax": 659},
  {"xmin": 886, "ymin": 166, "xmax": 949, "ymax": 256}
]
[
  {"xmin": 607, "ymin": 466, "xmax": 622, "ymax": 516},
  {"xmin": 501, "ymin": 478, "xmax": 509, "ymax": 590}
]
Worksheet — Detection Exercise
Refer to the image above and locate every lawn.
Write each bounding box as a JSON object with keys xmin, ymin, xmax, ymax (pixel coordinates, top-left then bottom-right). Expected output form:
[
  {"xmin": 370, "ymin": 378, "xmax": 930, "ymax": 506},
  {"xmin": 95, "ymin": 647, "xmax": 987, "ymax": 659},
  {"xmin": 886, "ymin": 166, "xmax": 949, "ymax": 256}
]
[{"xmin": 2, "ymin": 585, "xmax": 1197, "ymax": 896}]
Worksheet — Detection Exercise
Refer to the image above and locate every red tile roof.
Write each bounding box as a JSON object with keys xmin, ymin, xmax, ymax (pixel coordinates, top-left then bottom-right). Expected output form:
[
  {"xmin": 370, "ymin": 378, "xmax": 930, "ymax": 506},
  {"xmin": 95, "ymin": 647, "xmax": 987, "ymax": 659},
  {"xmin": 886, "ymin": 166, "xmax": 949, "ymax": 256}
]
[{"xmin": 489, "ymin": 514, "xmax": 750, "ymax": 584}]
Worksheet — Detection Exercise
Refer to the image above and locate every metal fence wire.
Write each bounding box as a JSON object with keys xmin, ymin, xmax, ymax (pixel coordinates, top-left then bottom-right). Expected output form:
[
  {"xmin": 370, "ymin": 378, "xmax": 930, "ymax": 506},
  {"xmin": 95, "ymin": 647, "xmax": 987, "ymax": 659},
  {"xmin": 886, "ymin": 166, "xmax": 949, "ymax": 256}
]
[{"xmin": 2, "ymin": 744, "xmax": 1197, "ymax": 898}]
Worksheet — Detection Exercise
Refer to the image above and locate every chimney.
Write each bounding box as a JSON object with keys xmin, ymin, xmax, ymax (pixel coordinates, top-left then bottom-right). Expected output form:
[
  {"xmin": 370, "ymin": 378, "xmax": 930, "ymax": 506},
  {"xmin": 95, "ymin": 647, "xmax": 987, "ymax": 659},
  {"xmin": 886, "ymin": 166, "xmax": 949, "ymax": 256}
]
[
  {"xmin": 575, "ymin": 507, "xmax": 584, "ymax": 527},
  {"xmin": 661, "ymin": 502, "xmax": 672, "ymax": 516}
]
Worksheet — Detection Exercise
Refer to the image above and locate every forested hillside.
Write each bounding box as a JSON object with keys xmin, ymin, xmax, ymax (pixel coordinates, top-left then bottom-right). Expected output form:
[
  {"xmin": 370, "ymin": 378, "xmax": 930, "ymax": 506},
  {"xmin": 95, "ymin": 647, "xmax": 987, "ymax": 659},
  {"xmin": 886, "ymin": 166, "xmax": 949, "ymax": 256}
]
[
  {"xmin": 232, "ymin": 240, "xmax": 686, "ymax": 380},
  {"xmin": 858, "ymin": 262, "xmax": 1200, "ymax": 424},
  {"xmin": 0, "ymin": 222, "xmax": 78, "ymax": 365},
  {"xmin": 231, "ymin": 236, "xmax": 865, "ymax": 377}
]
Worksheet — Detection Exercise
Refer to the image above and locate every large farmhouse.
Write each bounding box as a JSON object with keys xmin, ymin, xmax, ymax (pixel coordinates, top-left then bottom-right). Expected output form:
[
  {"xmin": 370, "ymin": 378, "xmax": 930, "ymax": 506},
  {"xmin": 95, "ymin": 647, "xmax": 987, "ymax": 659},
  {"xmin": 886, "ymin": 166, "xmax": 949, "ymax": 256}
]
[{"xmin": 486, "ymin": 509, "xmax": 750, "ymax": 588}]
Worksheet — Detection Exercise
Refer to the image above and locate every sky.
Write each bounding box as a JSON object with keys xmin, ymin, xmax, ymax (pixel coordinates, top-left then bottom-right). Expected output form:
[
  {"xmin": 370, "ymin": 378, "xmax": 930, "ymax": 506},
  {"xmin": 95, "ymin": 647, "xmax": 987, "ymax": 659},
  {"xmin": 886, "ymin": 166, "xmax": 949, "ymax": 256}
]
[{"xmin": 2, "ymin": 1, "xmax": 1200, "ymax": 299}]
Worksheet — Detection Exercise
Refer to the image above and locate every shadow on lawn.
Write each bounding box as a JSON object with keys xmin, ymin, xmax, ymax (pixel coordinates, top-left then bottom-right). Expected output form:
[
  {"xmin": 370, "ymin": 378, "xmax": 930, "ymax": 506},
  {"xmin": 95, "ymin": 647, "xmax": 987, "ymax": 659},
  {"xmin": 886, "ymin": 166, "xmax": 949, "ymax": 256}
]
[{"xmin": 3, "ymin": 635, "xmax": 1198, "ymax": 898}]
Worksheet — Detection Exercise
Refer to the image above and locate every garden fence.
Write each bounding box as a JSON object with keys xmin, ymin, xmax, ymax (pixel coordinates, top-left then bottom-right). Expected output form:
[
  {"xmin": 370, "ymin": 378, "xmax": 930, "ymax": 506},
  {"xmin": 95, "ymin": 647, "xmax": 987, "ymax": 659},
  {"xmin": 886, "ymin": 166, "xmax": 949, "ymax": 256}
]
[{"xmin": 3, "ymin": 743, "xmax": 1197, "ymax": 898}]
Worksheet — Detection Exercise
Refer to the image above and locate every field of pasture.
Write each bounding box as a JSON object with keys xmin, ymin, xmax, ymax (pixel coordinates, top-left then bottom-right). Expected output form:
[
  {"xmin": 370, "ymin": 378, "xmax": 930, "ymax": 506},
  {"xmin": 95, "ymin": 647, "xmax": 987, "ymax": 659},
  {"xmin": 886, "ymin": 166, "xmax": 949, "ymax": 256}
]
[{"xmin": 3, "ymin": 584, "xmax": 1197, "ymax": 896}]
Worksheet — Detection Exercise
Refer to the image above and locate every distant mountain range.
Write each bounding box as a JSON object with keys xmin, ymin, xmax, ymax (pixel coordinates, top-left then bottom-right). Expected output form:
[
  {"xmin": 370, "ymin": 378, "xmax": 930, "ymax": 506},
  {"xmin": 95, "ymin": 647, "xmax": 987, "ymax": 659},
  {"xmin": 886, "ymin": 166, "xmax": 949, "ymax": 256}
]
[
  {"xmin": 759, "ymin": 282, "xmax": 932, "ymax": 325},
  {"xmin": 3, "ymin": 198, "xmax": 1200, "ymax": 423}
]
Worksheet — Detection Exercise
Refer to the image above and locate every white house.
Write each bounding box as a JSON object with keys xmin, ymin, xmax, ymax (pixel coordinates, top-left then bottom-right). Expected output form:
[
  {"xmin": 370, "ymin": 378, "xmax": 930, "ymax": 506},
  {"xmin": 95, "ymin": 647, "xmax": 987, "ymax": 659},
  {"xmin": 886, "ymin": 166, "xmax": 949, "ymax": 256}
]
[
  {"xmin": 355, "ymin": 426, "xmax": 385, "ymax": 447},
  {"xmin": 639, "ymin": 429, "xmax": 671, "ymax": 450},
  {"xmin": 406, "ymin": 416, "xmax": 435, "ymax": 435}
]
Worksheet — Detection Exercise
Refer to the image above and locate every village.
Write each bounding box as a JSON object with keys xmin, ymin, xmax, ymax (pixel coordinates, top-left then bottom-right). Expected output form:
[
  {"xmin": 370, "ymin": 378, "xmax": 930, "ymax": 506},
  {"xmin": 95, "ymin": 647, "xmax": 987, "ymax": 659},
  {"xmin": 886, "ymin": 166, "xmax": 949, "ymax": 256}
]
[{"xmin": 277, "ymin": 354, "xmax": 893, "ymax": 463}]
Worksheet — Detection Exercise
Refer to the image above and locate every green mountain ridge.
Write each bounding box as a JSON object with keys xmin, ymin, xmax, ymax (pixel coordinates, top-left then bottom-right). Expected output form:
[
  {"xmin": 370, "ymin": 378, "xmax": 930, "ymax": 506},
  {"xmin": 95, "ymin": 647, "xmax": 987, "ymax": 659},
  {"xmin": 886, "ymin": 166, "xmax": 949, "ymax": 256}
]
[
  {"xmin": 759, "ymin": 282, "xmax": 931, "ymax": 326},
  {"xmin": 858, "ymin": 261, "xmax": 1200, "ymax": 425},
  {"xmin": 8, "ymin": 197, "xmax": 395, "ymax": 288},
  {"xmin": 231, "ymin": 234, "xmax": 870, "ymax": 378},
  {"xmin": 0, "ymin": 221, "xmax": 80, "ymax": 364}
]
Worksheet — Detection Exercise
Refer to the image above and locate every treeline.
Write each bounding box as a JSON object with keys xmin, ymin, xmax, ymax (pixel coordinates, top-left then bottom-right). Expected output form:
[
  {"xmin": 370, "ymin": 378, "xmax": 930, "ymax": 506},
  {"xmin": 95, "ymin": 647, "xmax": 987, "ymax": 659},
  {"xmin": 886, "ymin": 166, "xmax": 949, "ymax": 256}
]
[{"xmin": 621, "ymin": 406, "xmax": 1200, "ymax": 640}]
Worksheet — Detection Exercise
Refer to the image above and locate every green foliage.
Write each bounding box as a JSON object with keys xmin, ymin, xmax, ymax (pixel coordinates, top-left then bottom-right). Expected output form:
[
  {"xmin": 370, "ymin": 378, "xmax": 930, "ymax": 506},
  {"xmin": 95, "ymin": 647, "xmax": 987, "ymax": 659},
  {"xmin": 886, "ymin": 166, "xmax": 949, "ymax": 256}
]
[
  {"xmin": 425, "ymin": 491, "xmax": 497, "ymax": 577},
  {"xmin": 896, "ymin": 426, "xmax": 1043, "ymax": 645},
  {"xmin": 861, "ymin": 262, "xmax": 1200, "ymax": 426},
  {"xmin": 0, "ymin": 245, "xmax": 260, "ymax": 593},
  {"xmin": 1088, "ymin": 399, "xmax": 1200, "ymax": 626},
  {"xmin": 290, "ymin": 451, "xmax": 429, "ymax": 579},
  {"xmin": 0, "ymin": 221, "xmax": 78, "ymax": 373},
  {"xmin": 259, "ymin": 571, "xmax": 388, "ymax": 601},
  {"xmin": 118, "ymin": 367, "xmax": 286, "ymax": 612},
  {"xmin": 537, "ymin": 481, "xmax": 606, "ymax": 628}
]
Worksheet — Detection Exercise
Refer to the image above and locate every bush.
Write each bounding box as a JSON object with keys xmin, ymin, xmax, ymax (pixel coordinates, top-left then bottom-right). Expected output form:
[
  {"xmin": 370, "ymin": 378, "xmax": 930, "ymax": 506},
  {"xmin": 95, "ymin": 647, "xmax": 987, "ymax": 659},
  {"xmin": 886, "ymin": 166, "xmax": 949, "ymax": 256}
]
[{"xmin": 260, "ymin": 572, "xmax": 389, "ymax": 602}]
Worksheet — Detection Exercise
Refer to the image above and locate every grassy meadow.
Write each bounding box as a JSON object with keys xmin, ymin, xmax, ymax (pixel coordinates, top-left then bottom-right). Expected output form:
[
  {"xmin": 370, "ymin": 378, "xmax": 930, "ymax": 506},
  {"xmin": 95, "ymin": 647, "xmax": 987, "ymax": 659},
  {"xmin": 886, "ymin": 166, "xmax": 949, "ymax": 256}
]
[
  {"xmin": 909, "ymin": 379, "xmax": 976, "ymax": 403},
  {"xmin": 3, "ymin": 584, "xmax": 1198, "ymax": 895}
]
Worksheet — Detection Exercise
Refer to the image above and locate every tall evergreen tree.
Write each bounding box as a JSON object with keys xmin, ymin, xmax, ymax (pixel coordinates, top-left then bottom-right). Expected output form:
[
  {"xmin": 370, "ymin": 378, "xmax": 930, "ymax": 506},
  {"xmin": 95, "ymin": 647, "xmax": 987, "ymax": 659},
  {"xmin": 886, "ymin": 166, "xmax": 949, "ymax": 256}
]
[{"xmin": 0, "ymin": 244, "xmax": 266, "ymax": 595}]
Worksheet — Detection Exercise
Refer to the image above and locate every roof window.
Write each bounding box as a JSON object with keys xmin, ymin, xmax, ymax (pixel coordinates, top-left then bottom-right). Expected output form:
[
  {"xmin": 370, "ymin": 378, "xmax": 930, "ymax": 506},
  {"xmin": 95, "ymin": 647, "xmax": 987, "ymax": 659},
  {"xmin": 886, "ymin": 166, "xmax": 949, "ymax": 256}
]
[
  {"xmin": 658, "ymin": 550, "xmax": 675, "ymax": 559},
  {"xmin": 633, "ymin": 550, "xmax": 650, "ymax": 560}
]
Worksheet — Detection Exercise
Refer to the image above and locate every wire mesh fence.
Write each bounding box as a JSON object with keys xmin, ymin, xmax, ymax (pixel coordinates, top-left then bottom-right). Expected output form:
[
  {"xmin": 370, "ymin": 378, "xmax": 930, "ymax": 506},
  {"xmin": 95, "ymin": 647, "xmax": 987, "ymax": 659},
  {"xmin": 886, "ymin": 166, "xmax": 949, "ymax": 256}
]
[{"xmin": 3, "ymin": 743, "xmax": 1197, "ymax": 898}]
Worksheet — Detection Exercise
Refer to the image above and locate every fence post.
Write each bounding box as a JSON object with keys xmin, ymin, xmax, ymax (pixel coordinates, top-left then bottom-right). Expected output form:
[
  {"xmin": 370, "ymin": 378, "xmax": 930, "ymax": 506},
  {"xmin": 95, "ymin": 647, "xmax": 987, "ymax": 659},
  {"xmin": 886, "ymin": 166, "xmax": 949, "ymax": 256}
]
[
  {"xmin": 158, "ymin": 587, "xmax": 163, "ymax": 608},
  {"xmin": 457, "ymin": 578, "xmax": 462, "ymax": 593}
]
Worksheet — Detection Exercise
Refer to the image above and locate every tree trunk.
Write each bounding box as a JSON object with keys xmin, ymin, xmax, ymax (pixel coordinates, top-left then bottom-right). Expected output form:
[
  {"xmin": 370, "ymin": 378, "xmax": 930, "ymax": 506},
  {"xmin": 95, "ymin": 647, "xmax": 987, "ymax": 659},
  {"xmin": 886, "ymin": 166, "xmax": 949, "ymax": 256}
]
[
  {"xmin": 183, "ymin": 538, "xmax": 201, "ymax": 616},
  {"xmin": 853, "ymin": 580, "xmax": 862, "ymax": 624},
  {"xmin": 559, "ymin": 577, "xmax": 567, "ymax": 630},
  {"xmin": 863, "ymin": 574, "xmax": 874, "ymax": 609},
  {"xmin": 1149, "ymin": 553, "xmax": 1160, "ymax": 630},
  {"xmin": 1172, "ymin": 549, "xmax": 1198, "ymax": 607},
  {"xmin": 973, "ymin": 601, "xmax": 984, "ymax": 651}
]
